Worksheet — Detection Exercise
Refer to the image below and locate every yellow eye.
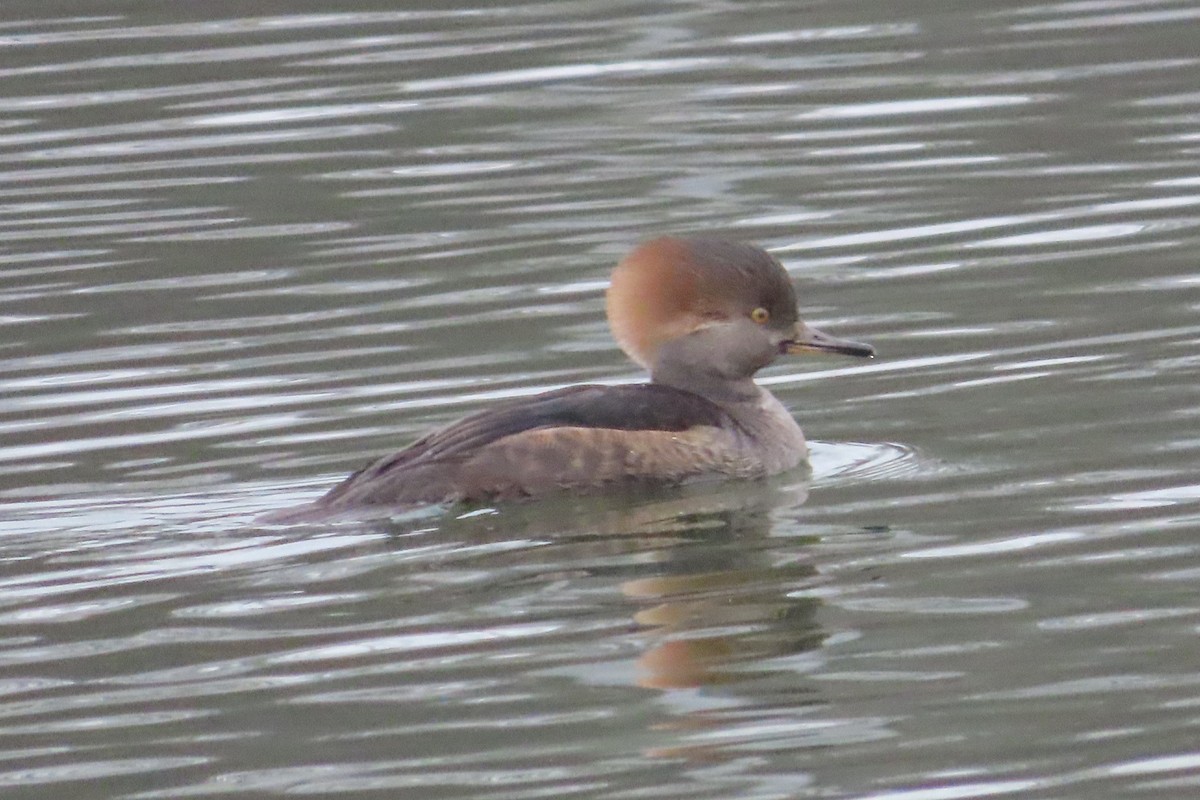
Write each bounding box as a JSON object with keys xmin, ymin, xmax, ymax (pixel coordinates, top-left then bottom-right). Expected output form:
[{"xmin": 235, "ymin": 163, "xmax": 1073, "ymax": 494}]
[{"xmin": 750, "ymin": 307, "xmax": 770, "ymax": 324}]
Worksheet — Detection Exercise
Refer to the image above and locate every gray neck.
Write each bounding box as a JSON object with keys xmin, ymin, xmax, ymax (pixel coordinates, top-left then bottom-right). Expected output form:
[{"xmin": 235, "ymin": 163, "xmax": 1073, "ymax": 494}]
[
  {"xmin": 650, "ymin": 362, "xmax": 762, "ymax": 405},
  {"xmin": 648, "ymin": 324, "xmax": 776, "ymax": 406}
]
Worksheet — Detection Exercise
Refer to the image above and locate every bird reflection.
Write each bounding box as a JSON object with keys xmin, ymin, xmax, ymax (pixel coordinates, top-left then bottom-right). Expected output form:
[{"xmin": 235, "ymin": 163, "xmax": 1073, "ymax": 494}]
[{"xmin": 397, "ymin": 473, "xmax": 828, "ymax": 694}]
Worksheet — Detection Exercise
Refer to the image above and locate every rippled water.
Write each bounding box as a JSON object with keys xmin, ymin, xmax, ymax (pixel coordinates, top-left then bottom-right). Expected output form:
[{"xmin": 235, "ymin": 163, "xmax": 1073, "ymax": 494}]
[{"xmin": 3, "ymin": 2, "xmax": 1200, "ymax": 797}]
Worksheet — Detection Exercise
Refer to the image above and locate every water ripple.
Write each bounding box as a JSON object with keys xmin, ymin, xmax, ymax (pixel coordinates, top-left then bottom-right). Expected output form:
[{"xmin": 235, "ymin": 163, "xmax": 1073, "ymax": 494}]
[{"xmin": 3, "ymin": 3, "xmax": 1200, "ymax": 798}]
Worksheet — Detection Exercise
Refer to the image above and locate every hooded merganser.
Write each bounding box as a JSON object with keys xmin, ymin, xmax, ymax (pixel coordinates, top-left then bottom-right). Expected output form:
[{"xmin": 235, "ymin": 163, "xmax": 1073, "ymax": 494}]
[{"xmin": 296, "ymin": 236, "xmax": 873, "ymax": 512}]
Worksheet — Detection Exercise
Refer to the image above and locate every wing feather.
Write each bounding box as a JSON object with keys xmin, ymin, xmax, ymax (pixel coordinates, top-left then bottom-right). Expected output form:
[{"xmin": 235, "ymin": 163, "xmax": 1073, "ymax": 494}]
[{"xmin": 316, "ymin": 384, "xmax": 736, "ymax": 507}]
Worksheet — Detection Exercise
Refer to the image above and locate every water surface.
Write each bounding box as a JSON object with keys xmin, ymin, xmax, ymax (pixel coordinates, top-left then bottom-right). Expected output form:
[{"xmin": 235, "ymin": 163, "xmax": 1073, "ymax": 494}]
[{"xmin": 3, "ymin": 2, "xmax": 1200, "ymax": 798}]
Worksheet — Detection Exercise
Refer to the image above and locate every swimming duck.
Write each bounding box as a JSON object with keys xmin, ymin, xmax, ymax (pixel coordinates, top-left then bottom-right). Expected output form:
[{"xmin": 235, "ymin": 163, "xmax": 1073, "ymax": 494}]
[{"xmin": 299, "ymin": 236, "xmax": 873, "ymax": 512}]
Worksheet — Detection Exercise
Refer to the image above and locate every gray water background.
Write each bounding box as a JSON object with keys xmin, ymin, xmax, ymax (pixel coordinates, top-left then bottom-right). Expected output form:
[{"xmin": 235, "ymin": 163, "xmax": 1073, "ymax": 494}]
[{"xmin": 2, "ymin": 2, "xmax": 1200, "ymax": 797}]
